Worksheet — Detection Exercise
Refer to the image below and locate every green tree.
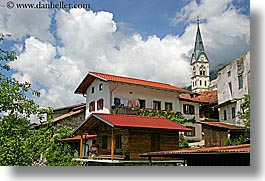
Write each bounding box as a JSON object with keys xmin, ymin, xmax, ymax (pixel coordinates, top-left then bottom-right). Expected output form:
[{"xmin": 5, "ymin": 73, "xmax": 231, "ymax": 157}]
[
  {"xmin": 0, "ymin": 34, "xmax": 79, "ymax": 166},
  {"xmin": 238, "ymin": 93, "xmax": 250, "ymax": 130}
]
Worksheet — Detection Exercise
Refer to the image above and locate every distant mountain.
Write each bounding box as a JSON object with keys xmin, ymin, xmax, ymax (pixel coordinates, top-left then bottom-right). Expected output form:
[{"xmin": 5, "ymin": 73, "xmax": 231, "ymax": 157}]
[
  {"xmin": 182, "ymin": 85, "xmax": 192, "ymax": 91},
  {"xmin": 210, "ymin": 63, "xmax": 228, "ymax": 81}
]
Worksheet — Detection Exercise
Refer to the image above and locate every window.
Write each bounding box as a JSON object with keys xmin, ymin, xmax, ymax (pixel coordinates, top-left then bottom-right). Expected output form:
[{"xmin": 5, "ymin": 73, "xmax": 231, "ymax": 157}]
[
  {"xmin": 232, "ymin": 107, "xmax": 236, "ymax": 119},
  {"xmin": 99, "ymin": 83, "xmax": 103, "ymax": 91},
  {"xmin": 200, "ymin": 80, "xmax": 202, "ymax": 86},
  {"xmin": 151, "ymin": 133, "xmax": 160, "ymax": 151},
  {"xmin": 139, "ymin": 99, "xmax": 146, "ymax": 109},
  {"xmin": 228, "ymin": 82, "xmax": 232, "ymax": 95},
  {"xmin": 193, "ymin": 66, "xmax": 196, "ymax": 76},
  {"xmin": 184, "ymin": 126, "xmax": 195, "ymax": 137},
  {"xmin": 199, "ymin": 66, "xmax": 206, "ymax": 75},
  {"xmin": 165, "ymin": 102, "xmax": 173, "ymax": 111},
  {"xmin": 183, "ymin": 104, "xmax": 195, "ymax": 115},
  {"xmin": 153, "ymin": 101, "xmax": 161, "ymax": 110},
  {"xmin": 97, "ymin": 99, "xmax": 104, "ymax": 110},
  {"xmin": 205, "ymin": 81, "xmax": 207, "ymax": 86},
  {"xmin": 224, "ymin": 110, "xmax": 227, "ymax": 120},
  {"xmin": 115, "ymin": 135, "xmax": 122, "ymax": 149},
  {"xmin": 228, "ymin": 71, "xmax": 231, "ymax": 77},
  {"xmin": 91, "ymin": 87, "xmax": 95, "ymax": 94},
  {"xmin": 89, "ymin": 101, "xmax": 95, "ymax": 112},
  {"xmin": 238, "ymin": 75, "xmax": 243, "ymax": 89},
  {"xmin": 102, "ymin": 135, "xmax": 108, "ymax": 149}
]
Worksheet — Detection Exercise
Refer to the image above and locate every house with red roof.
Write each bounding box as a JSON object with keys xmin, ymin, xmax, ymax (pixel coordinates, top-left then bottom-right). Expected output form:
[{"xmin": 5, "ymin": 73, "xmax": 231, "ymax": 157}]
[
  {"xmin": 74, "ymin": 71, "xmax": 200, "ymax": 118},
  {"xmin": 74, "ymin": 113, "xmax": 190, "ymax": 160}
]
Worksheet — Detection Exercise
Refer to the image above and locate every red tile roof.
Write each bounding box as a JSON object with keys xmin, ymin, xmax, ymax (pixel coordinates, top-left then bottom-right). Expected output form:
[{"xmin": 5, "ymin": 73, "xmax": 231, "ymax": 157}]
[
  {"xmin": 60, "ymin": 135, "xmax": 97, "ymax": 141},
  {"xmin": 179, "ymin": 90, "xmax": 218, "ymax": 104},
  {"xmin": 199, "ymin": 121, "xmax": 245, "ymax": 130},
  {"xmin": 141, "ymin": 144, "xmax": 250, "ymax": 156},
  {"xmin": 94, "ymin": 113, "xmax": 190, "ymax": 131},
  {"xmin": 52, "ymin": 109, "xmax": 84, "ymax": 123},
  {"xmin": 74, "ymin": 71, "xmax": 191, "ymax": 94},
  {"xmin": 75, "ymin": 113, "xmax": 190, "ymax": 133}
]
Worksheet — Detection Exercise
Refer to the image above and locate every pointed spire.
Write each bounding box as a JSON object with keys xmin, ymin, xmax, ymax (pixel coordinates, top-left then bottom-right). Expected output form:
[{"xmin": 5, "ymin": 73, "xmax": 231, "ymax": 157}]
[{"xmin": 194, "ymin": 17, "xmax": 205, "ymax": 60}]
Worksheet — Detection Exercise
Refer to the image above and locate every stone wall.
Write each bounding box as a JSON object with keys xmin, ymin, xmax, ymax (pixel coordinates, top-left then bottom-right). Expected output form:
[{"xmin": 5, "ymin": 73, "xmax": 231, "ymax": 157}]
[{"xmin": 55, "ymin": 112, "xmax": 85, "ymax": 131}]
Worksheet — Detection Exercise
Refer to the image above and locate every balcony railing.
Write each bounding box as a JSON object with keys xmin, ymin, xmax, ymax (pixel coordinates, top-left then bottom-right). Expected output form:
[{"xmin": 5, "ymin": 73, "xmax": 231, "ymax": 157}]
[{"xmin": 110, "ymin": 106, "xmax": 138, "ymax": 115}]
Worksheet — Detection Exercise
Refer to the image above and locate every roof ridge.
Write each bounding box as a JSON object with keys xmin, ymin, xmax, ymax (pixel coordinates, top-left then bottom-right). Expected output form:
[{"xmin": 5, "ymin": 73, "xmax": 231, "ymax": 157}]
[
  {"xmin": 90, "ymin": 71, "xmax": 174, "ymax": 86},
  {"xmin": 75, "ymin": 71, "xmax": 191, "ymax": 94},
  {"xmin": 94, "ymin": 113, "xmax": 168, "ymax": 120}
]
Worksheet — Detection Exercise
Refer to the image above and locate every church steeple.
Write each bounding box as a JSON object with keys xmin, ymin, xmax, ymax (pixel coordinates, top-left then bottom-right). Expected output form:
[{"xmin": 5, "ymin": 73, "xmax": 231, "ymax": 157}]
[
  {"xmin": 190, "ymin": 18, "xmax": 210, "ymax": 93},
  {"xmin": 194, "ymin": 18, "xmax": 205, "ymax": 60}
]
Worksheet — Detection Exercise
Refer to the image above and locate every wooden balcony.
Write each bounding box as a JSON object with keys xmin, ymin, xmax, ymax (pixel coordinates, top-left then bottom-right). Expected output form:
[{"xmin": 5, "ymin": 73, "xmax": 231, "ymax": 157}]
[{"xmin": 110, "ymin": 106, "xmax": 138, "ymax": 115}]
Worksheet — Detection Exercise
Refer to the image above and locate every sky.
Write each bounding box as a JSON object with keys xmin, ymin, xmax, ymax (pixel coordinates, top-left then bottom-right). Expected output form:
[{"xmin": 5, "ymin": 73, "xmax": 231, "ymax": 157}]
[{"xmin": 0, "ymin": 0, "xmax": 250, "ymax": 110}]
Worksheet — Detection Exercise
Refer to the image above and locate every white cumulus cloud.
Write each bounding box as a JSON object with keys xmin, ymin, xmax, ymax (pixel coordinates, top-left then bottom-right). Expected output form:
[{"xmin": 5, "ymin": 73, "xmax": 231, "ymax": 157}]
[{"xmin": 0, "ymin": 0, "xmax": 53, "ymax": 42}]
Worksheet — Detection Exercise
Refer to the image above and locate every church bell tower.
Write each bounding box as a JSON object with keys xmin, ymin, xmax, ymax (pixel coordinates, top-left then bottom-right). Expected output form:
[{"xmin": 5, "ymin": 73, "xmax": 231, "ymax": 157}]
[{"xmin": 190, "ymin": 19, "xmax": 210, "ymax": 93}]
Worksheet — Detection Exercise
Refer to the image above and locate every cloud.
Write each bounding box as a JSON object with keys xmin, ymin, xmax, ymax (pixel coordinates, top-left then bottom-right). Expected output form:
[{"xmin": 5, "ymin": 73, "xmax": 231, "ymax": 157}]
[
  {"xmin": 171, "ymin": 0, "xmax": 233, "ymax": 24},
  {"xmin": 0, "ymin": 0, "xmax": 53, "ymax": 42},
  {"xmin": 10, "ymin": 36, "xmax": 84, "ymax": 108},
  {"xmin": 8, "ymin": 0, "xmax": 249, "ymax": 111}
]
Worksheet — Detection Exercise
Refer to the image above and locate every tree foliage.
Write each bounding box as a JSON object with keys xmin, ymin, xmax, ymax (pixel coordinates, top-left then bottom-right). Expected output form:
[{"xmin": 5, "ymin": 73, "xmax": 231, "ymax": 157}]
[
  {"xmin": 238, "ymin": 93, "xmax": 250, "ymax": 130},
  {"xmin": 179, "ymin": 134, "xmax": 191, "ymax": 149},
  {"xmin": 135, "ymin": 108, "xmax": 196, "ymax": 124},
  {"xmin": 224, "ymin": 135, "xmax": 246, "ymax": 146},
  {"xmin": 0, "ymin": 34, "xmax": 79, "ymax": 166}
]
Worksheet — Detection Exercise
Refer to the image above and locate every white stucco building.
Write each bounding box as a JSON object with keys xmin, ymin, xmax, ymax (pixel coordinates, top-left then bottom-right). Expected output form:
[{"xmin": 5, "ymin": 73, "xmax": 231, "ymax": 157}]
[
  {"xmin": 74, "ymin": 71, "xmax": 194, "ymax": 117},
  {"xmin": 217, "ymin": 51, "xmax": 250, "ymax": 125}
]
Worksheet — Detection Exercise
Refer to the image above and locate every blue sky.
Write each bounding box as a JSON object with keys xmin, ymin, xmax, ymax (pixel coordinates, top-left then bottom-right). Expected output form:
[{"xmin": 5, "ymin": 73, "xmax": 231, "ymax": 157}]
[{"xmin": 0, "ymin": 0, "xmax": 250, "ymax": 108}]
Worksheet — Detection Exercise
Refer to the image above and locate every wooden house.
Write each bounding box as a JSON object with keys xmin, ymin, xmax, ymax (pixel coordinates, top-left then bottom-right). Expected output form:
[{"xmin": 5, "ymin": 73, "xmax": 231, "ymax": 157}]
[
  {"xmin": 200, "ymin": 121, "xmax": 246, "ymax": 147},
  {"xmin": 74, "ymin": 113, "xmax": 190, "ymax": 160}
]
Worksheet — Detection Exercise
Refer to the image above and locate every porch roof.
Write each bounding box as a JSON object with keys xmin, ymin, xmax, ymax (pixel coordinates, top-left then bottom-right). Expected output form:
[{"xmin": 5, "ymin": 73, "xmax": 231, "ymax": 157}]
[
  {"xmin": 199, "ymin": 121, "xmax": 245, "ymax": 130},
  {"xmin": 60, "ymin": 135, "xmax": 97, "ymax": 141},
  {"xmin": 74, "ymin": 113, "xmax": 190, "ymax": 134}
]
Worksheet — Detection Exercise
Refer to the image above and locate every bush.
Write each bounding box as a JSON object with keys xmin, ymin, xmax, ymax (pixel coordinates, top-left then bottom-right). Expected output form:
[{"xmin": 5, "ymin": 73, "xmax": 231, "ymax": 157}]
[{"xmin": 179, "ymin": 135, "xmax": 191, "ymax": 149}]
